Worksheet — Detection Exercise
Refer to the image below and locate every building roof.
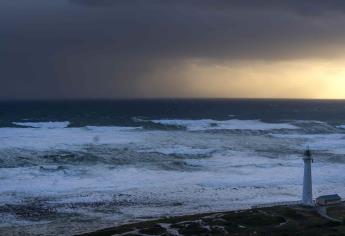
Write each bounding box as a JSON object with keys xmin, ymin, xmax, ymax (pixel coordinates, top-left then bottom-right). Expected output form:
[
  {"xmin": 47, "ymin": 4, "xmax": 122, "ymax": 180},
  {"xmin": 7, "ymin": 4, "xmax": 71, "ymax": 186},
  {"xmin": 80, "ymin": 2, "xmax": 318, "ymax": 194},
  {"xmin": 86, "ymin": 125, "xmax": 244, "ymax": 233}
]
[{"xmin": 316, "ymin": 194, "xmax": 341, "ymax": 201}]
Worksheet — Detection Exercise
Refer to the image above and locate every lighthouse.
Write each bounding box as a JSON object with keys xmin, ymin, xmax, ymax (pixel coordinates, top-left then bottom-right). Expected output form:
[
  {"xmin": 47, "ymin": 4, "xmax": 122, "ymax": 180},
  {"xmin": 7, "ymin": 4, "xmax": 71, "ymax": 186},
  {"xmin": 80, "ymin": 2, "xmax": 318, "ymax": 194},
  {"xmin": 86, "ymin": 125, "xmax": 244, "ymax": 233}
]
[{"xmin": 302, "ymin": 147, "xmax": 314, "ymax": 206}]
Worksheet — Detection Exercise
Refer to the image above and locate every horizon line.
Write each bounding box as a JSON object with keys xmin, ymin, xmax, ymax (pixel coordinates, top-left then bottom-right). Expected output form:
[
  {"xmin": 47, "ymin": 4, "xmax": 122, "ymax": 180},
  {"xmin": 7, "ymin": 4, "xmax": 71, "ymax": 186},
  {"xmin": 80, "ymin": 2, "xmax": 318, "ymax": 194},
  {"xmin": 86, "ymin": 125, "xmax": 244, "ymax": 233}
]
[{"xmin": 1, "ymin": 97, "xmax": 345, "ymax": 102}]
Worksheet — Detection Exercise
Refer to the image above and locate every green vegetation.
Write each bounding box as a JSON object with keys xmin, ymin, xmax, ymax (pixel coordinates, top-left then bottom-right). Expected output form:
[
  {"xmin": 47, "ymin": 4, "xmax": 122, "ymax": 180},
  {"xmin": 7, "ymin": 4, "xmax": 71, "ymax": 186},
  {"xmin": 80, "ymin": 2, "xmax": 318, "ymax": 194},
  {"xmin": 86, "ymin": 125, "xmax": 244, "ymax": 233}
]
[
  {"xmin": 328, "ymin": 206, "xmax": 345, "ymax": 221},
  {"xmin": 79, "ymin": 205, "xmax": 345, "ymax": 236}
]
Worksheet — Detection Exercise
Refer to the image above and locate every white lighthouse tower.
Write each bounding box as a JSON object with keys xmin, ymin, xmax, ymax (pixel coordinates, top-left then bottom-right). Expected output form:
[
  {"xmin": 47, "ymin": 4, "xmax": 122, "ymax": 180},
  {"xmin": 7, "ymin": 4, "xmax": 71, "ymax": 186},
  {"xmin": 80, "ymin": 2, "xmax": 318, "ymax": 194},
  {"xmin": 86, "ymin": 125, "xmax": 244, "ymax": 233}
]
[{"xmin": 302, "ymin": 147, "xmax": 314, "ymax": 206}]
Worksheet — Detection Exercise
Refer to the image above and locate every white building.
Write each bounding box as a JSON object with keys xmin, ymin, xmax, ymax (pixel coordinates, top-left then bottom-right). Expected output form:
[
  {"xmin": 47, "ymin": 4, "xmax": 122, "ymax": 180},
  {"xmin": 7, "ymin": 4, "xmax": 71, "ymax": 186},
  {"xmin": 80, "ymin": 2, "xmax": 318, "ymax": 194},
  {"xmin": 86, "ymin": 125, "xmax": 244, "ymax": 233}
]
[
  {"xmin": 302, "ymin": 147, "xmax": 313, "ymax": 206},
  {"xmin": 316, "ymin": 194, "xmax": 341, "ymax": 206}
]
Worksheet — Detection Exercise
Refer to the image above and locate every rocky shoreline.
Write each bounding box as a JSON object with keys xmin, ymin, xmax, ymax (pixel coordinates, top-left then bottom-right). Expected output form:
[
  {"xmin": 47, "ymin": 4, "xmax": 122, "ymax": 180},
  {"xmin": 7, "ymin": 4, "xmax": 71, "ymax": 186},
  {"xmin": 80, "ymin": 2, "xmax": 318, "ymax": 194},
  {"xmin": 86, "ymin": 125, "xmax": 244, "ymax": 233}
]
[{"xmin": 78, "ymin": 204, "xmax": 345, "ymax": 236}]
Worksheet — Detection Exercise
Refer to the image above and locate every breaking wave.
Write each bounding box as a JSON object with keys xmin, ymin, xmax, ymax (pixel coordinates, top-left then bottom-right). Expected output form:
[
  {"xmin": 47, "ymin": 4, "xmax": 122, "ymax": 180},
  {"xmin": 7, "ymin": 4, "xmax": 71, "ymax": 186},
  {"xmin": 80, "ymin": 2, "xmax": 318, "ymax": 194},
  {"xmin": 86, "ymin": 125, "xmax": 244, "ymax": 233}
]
[
  {"xmin": 2, "ymin": 118, "xmax": 345, "ymax": 234},
  {"xmin": 13, "ymin": 121, "xmax": 70, "ymax": 129},
  {"xmin": 150, "ymin": 119, "xmax": 299, "ymax": 131}
]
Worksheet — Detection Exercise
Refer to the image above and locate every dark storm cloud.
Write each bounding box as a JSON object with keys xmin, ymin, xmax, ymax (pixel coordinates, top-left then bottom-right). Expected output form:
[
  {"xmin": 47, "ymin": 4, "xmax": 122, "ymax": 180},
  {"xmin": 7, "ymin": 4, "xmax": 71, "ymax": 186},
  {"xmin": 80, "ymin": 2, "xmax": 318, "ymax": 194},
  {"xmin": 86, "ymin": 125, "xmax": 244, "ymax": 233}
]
[
  {"xmin": 1, "ymin": 0, "xmax": 345, "ymax": 99},
  {"xmin": 70, "ymin": 0, "xmax": 345, "ymax": 16}
]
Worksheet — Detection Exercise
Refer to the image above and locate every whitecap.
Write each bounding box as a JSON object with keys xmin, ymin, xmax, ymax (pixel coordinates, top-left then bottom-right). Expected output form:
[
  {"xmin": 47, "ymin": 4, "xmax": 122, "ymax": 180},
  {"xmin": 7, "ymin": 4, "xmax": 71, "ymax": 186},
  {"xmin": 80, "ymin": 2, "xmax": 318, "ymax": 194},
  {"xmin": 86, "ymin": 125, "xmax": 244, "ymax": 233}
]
[
  {"xmin": 139, "ymin": 145, "xmax": 214, "ymax": 155},
  {"xmin": 13, "ymin": 121, "xmax": 70, "ymax": 129},
  {"xmin": 151, "ymin": 119, "xmax": 298, "ymax": 131}
]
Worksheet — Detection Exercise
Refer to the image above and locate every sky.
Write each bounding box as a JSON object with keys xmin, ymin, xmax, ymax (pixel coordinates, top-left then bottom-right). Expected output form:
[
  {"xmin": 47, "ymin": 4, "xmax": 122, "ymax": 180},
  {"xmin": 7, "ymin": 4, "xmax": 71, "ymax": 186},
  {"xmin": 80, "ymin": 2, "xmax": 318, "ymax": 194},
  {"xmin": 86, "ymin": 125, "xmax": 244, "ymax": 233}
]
[{"xmin": 1, "ymin": 0, "xmax": 345, "ymax": 100}]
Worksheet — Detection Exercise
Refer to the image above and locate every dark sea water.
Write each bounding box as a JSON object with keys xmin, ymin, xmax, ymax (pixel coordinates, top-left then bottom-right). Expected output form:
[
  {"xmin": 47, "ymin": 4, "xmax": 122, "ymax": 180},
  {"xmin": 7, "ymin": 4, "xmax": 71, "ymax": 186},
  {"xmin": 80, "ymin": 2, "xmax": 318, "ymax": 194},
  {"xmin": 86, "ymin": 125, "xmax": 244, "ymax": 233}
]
[
  {"xmin": 1, "ymin": 99, "xmax": 345, "ymax": 235},
  {"xmin": 2, "ymin": 99, "xmax": 345, "ymax": 126}
]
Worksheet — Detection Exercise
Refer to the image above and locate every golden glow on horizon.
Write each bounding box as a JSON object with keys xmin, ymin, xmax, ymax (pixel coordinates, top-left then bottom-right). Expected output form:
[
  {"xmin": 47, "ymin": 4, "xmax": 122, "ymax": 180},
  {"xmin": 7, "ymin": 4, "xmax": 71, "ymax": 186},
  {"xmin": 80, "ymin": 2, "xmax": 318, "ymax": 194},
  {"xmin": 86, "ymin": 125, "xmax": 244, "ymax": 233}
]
[{"xmin": 164, "ymin": 59, "xmax": 345, "ymax": 99}]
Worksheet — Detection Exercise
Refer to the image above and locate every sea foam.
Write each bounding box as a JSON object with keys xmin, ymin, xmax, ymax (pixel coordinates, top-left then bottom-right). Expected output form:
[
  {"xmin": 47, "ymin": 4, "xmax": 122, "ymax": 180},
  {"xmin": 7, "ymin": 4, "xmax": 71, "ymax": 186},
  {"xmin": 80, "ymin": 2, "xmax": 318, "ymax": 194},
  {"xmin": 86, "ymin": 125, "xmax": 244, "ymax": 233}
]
[
  {"xmin": 1, "ymin": 119, "xmax": 345, "ymax": 234},
  {"xmin": 0, "ymin": 125, "xmax": 143, "ymax": 150}
]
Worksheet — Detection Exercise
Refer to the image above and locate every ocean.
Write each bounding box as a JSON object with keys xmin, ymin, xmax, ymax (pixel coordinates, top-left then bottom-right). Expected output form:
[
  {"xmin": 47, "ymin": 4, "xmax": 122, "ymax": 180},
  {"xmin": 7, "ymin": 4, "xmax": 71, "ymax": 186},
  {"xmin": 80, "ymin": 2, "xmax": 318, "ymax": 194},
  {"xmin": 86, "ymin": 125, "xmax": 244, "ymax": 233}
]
[{"xmin": 1, "ymin": 99, "xmax": 345, "ymax": 235}]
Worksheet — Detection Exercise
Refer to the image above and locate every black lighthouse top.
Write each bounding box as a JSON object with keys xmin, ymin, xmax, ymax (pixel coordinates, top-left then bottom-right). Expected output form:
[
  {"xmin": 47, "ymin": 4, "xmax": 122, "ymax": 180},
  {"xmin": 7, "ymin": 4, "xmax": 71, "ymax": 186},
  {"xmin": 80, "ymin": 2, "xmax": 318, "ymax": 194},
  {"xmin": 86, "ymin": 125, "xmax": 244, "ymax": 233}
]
[
  {"xmin": 304, "ymin": 146, "xmax": 313, "ymax": 161},
  {"xmin": 304, "ymin": 148, "xmax": 312, "ymax": 157}
]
